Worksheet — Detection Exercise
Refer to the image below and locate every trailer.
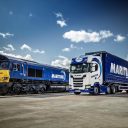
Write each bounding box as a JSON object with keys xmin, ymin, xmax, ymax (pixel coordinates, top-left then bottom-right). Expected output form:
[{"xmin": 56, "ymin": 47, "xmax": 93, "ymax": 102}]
[{"xmin": 69, "ymin": 51, "xmax": 128, "ymax": 95}]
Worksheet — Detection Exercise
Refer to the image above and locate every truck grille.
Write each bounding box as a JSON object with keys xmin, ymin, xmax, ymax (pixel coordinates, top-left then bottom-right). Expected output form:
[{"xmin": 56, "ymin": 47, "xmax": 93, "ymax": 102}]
[{"xmin": 73, "ymin": 78, "xmax": 83, "ymax": 87}]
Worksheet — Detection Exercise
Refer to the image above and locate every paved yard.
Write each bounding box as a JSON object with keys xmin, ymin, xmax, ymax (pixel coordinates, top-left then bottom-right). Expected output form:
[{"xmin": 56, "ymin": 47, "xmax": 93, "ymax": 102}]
[{"xmin": 0, "ymin": 93, "xmax": 128, "ymax": 128}]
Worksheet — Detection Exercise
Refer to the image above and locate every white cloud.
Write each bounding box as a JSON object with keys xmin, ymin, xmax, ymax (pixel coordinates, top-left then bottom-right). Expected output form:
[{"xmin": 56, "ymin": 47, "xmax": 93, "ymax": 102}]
[
  {"xmin": 55, "ymin": 12, "xmax": 63, "ymax": 18},
  {"xmin": 57, "ymin": 20, "xmax": 67, "ymax": 28},
  {"xmin": 51, "ymin": 55, "xmax": 70, "ymax": 69},
  {"xmin": 62, "ymin": 44, "xmax": 78, "ymax": 52},
  {"xmin": 55, "ymin": 12, "xmax": 67, "ymax": 28},
  {"xmin": 62, "ymin": 48, "xmax": 70, "ymax": 52},
  {"xmin": 63, "ymin": 30, "xmax": 113, "ymax": 43},
  {"xmin": 9, "ymin": 11, "xmax": 13, "ymax": 15},
  {"xmin": 0, "ymin": 51, "xmax": 33, "ymax": 61},
  {"xmin": 20, "ymin": 44, "xmax": 32, "ymax": 51},
  {"xmin": 33, "ymin": 49, "xmax": 45, "ymax": 54},
  {"xmin": 0, "ymin": 32, "xmax": 14, "ymax": 38},
  {"xmin": 3, "ymin": 44, "xmax": 15, "ymax": 51},
  {"xmin": 70, "ymin": 44, "xmax": 77, "ymax": 49},
  {"xmin": 114, "ymin": 35, "xmax": 126, "ymax": 42},
  {"xmin": 24, "ymin": 54, "xmax": 33, "ymax": 60}
]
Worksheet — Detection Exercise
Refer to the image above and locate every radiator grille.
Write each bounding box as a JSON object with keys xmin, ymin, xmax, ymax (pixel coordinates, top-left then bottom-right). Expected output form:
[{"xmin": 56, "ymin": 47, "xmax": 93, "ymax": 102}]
[{"xmin": 73, "ymin": 78, "xmax": 83, "ymax": 87}]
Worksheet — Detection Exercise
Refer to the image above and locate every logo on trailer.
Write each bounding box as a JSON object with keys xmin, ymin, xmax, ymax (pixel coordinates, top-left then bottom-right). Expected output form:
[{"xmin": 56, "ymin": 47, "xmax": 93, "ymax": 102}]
[{"xmin": 110, "ymin": 63, "xmax": 128, "ymax": 78}]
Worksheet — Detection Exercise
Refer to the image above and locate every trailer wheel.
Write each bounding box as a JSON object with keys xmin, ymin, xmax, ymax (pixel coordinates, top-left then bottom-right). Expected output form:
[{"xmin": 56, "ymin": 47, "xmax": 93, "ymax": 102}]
[
  {"xmin": 93, "ymin": 86, "xmax": 99, "ymax": 95},
  {"xmin": 111, "ymin": 85, "xmax": 116, "ymax": 94},
  {"xmin": 74, "ymin": 92, "xmax": 81, "ymax": 95},
  {"xmin": 106, "ymin": 86, "xmax": 111, "ymax": 94}
]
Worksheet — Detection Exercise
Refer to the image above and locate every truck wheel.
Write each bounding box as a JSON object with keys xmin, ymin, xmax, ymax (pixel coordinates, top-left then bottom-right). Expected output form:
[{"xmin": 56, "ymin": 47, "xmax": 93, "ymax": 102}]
[
  {"xmin": 93, "ymin": 86, "xmax": 99, "ymax": 95},
  {"xmin": 106, "ymin": 86, "xmax": 111, "ymax": 94},
  {"xmin": 111, "ymin": 86, "xmax": 116, "ymax": 94},
  {"xmin": 74, "ymin": 92, "xmax": 81, "ymax": 95},
  {"xmin": 126, "ymin": 90, "xmax": 128, "ymax": 93}
]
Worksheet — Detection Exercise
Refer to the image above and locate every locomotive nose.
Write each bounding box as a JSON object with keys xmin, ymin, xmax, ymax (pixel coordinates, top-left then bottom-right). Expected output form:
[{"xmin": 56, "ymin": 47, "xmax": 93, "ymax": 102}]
[{"xmin": 0, "ymin": 70, "xmax": 10, "ymax": 83}]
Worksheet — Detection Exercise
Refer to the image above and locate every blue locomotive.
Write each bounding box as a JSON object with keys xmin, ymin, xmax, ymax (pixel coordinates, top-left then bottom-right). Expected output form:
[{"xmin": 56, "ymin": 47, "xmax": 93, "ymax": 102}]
[{"xmin": 0, "ymin": 54, "xmax": 69, "ymax": 95}]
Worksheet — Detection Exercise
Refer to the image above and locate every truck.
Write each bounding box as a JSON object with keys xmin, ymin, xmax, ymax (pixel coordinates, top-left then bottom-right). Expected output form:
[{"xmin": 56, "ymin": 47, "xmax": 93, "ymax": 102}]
[{"xmin": 69, "ymin": 51, "xmax": 128, "ymax": 95}]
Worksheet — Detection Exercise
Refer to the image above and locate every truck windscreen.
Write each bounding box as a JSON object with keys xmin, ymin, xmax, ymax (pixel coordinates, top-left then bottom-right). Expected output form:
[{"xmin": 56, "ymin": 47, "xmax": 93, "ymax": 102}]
[
  {"xmin": 70, "ymin": 63, "xmax": 90, "ymax": 73},
  {"xmin": 0, "ymin": 61, "xmax": 9, "ymax": 70}
]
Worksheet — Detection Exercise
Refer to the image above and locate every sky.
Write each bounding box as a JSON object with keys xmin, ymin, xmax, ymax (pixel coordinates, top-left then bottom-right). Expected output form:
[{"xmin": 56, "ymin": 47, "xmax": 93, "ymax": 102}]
[{"xmin": 0, "ymin": 0, "xmax": 128, "ymax": 68}]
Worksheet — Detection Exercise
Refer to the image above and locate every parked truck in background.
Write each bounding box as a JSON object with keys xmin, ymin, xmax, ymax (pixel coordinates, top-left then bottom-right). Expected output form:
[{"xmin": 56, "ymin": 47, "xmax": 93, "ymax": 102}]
[{"xmin": 69, "ymin": 51, "xmax": 128, "ymax": 95}]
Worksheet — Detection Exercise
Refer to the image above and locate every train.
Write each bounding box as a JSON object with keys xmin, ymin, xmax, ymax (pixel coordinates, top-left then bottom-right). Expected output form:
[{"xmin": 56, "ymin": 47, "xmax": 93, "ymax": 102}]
[{"xmin": 0, "ymin": 54, "xmax": 69, "ymax": 95}]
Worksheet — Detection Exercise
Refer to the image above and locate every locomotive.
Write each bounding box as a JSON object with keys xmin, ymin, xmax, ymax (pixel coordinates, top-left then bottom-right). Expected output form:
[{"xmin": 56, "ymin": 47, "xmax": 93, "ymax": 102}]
[{"xmin": 0, "ymin": 54, "xmax": 69, "ymax": 95}]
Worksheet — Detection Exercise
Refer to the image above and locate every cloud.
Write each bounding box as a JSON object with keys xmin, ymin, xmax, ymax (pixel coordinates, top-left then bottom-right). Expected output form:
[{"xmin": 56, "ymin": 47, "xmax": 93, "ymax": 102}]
[
  {"xmin": 62, "ymin": 48, "xmax": 70, "ymax": 52},
  {"xmin": 114, "ymin": 35, "xmax": 126, "ymax": 42},
  {"xmin": 0, "ymin": 32, "xmax": 14, "ymax": 38},
  {"xmin": 70, "ymin": 44, "xmax": 77, "ymax": 49},
  {"xmin": 20, "ymin": 44, "xmax": 32, "ymax": 51},
  {"xmin": 63, "ymin": 30, "xmax": 113, "ymax": 43},
  {"xmin": 3, "ymin": 44, "xmax": 15, "ymax": 51},
  {"xmin": 0, "ymin": 51, "xmax": 33, "ymax": 61},
  {"xmin": 24, "ymin": 54, "xmax": 33, "ymax": 60},
  {"xmin": 20, "ymin": 44, "xmax": 45, "ymax": 54},
  {"xmin": 55, "ymin": 12, "xmax": 67, "ymax": 28},
  {"xmin": 62, "ymin": 44, "xmax": 77, "ymax": 52},
  {"xmin": 9, "ymin": 11, "xmax": 13, "ymax": 15},
  {"xmin": 57, "ymin": 20, "xmax": 67, "ymax": 28},
  {"xmin": 55, "ymin": 12, "xmax": 63, "ymax": 18},
  {"xmin": 51, "ymin": 55, "xmax": 70, "ymax": 69},
  {"xmin": 33, "ymin": 49, "xmax": 45, "ymax": 54}
]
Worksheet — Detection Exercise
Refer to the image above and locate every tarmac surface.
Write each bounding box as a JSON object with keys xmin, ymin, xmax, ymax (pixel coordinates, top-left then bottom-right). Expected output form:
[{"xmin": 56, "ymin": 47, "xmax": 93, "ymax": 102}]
[{"xmin": 0, "ymin": 93, "xmax": 128, "ymax": 128}]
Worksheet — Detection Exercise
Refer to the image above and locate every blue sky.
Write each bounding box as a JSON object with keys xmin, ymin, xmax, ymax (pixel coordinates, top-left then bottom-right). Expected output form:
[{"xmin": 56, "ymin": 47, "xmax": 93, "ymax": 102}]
[{"xmin": 0, "ymin": 0, "xmax": 128, "ymax": 68}]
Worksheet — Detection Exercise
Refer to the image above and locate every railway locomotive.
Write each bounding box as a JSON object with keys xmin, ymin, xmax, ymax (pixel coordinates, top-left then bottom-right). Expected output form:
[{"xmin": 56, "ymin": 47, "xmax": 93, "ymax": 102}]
[{"xmin": 0, "ymin": 54, "xmax": 69, "ymax": 95}]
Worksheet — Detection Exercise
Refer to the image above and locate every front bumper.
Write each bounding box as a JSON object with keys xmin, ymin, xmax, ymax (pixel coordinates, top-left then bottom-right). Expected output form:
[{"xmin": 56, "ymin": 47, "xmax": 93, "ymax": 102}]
[{"xmin": 69, "ymin": 88, "xmax": 94, "ymax": 93}]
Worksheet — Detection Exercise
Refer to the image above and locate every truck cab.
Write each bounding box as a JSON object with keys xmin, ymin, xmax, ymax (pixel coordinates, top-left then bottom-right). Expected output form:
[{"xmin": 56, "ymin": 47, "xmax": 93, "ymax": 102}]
[{"xmin": 69, "ymin": 55, "xmax": 103, "ymax": 95}]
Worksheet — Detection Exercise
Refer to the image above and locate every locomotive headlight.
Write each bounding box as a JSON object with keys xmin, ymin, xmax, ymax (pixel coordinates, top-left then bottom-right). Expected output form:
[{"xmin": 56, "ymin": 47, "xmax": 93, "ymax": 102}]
[{"xmin": 2, "ymin": 77, "xmax": 8, "ymax": 80}]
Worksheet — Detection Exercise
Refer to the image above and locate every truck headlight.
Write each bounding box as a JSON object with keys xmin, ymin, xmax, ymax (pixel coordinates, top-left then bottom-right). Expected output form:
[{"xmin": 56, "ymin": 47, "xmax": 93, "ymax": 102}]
[{"xmin": 85, "ymin": 85, "xmax": 91, "ymax": 89}]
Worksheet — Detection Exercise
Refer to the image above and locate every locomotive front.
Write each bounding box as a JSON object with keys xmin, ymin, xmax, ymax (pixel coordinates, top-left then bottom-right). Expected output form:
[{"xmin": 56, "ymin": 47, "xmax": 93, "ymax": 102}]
[{"xmin": 0, "ymin": 55, "xmax": 10, "ymax": 94}]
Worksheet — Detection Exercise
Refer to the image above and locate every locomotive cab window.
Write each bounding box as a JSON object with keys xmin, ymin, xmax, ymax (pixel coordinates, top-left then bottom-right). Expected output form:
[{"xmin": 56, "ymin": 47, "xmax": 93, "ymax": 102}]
[
  {"xmin": 12, "ymin": 63, "xmax": 21, "ymax": 71},
  {"xmin": 0, "ymin": 61, "xmax": 9, "ymax": 70}
]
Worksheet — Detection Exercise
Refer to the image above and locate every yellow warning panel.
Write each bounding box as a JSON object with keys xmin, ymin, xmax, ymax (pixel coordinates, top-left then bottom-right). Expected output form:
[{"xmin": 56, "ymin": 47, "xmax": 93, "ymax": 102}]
[{"xmin": 0, "ymin": 70, "xmax": 10, "ymax": 83}]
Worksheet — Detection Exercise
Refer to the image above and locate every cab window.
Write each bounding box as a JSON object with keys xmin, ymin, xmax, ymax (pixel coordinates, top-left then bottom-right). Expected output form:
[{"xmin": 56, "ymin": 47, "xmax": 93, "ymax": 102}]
[
  {"xmin": 12, "ymin": 63, "xmax": 21, "ymax": 71},
  {"xmin": 0, "ymin": 61, "xmax": 9, "ymax": 70},
  {"xmin": 90, "ymin": 63, "xmax": 98, "ymax": 72}
]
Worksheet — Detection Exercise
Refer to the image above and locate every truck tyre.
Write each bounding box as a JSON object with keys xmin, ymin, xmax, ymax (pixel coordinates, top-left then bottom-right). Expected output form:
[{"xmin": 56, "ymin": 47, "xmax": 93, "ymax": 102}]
[
  {"xmin": 74, "ymin": 92, "xmax": 81, "ymax": 95},
  {"xmin": 93, "ymin": 86, "xmax": 99, "ymax": 95},
  {"xmin": 111, "ymin": 85, "xmax": 116, "ymax": 94},
  {"xmin": 126, "ymin": 90, "xmax": 128, "ymax": 93},
  {"xmin": 106, "ymin": 86, "xmax": 111, "ymax": 94}
]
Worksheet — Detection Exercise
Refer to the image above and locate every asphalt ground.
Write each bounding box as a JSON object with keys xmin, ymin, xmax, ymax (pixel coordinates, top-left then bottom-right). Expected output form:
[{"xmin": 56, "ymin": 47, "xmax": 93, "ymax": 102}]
[{"xmin": 0, "ymin": 93, "xmax": 128, "ymax": 128}]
